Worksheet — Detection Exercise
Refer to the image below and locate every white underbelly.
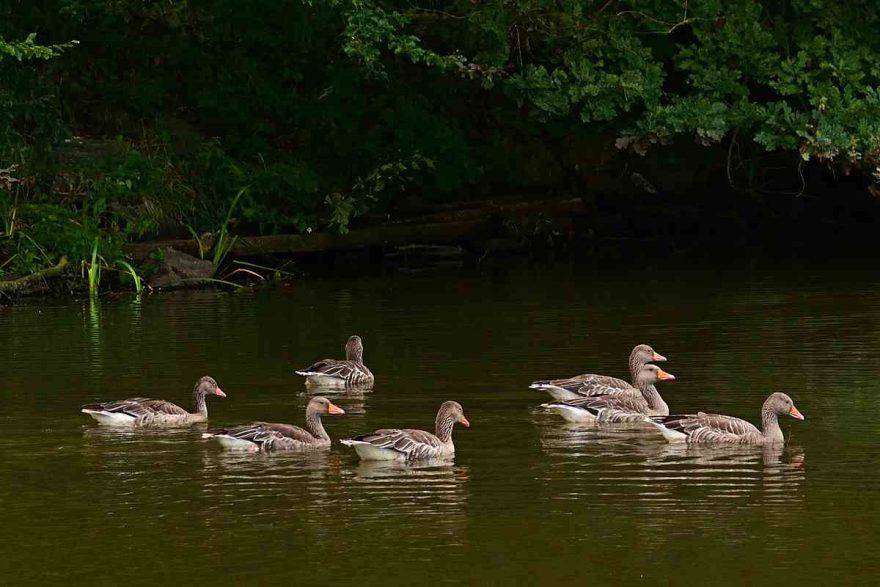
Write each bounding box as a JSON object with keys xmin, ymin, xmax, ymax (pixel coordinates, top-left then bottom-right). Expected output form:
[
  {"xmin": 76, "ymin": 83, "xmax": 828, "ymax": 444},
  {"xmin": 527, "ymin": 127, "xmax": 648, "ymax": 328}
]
[
  {"xmin": 209, "ymin": 434, "xmax": 260, "ymax": 452},
  {"xmin": 544, "ymin": 404, "xmax": 597, "ymax": 424},
  {"xmin": 82, "ymin": 409, "xmax": 137, "ymax": 427}
]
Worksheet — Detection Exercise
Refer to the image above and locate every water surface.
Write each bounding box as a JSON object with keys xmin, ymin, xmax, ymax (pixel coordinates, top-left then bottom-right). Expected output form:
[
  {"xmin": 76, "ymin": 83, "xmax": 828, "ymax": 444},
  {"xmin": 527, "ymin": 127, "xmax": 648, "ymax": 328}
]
[{"xmin": 1, "ymin": 260, "xmax": 877, "ymax": 584}]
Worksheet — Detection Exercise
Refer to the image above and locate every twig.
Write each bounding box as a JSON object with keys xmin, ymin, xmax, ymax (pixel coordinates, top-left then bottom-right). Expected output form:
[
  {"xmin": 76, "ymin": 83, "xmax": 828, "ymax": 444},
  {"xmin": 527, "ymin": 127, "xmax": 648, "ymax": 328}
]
[{"xmin": 727, "ymin": 128, "xmax": 739, "ymax": 188}]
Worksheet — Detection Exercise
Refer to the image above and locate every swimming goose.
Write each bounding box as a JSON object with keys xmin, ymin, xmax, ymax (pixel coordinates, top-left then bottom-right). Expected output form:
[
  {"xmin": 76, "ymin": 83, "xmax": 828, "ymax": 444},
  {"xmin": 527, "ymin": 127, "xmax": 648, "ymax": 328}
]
[
  {"xmin": 81, "ymin": 376, "xmax": 225, "ymax": 427},
  {"xmin": 340, "ymin": 401, "xmax": 469, "ymax": 461},
  {"xmin": 295, "ymin": 335, "xmax": 374, "ymax": 388},
  {"xmin": 647, "ymin": 392, "xmax": 804, "ymax": 445},
  {"xmin": 530, "ymin": 344, "xmax": 666, "ymax": 401},
  {"xmin": 202, "ymin": 396, "xmax": 345, "ymax": 451},
  {"xmin": 541, "ymin": 364, "xmax": 675, "ymax": 423}
]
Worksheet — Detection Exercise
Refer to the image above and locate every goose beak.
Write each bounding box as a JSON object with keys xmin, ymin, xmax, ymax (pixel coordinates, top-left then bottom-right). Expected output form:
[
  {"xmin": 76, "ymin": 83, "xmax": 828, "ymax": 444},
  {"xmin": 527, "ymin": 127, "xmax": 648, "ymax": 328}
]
[
  {"xmin": 656, "ymin": 369, "xmax": 676, "ymax": 381},
  {"xmin": 215, "ymin": 388, "xmax": 226, "ymax": 397},
  {"xmin": 652, "ymin": 352, "xmax": 667, "ymax": 362},
  {"xmin": 789, "ymin": 406, "xmax": 804, "ymax": 420},
  {"xmin": 459, "ymin": 416, "xmax": 470, "ymax": 428},
  {"xmin": 328, "ymin": 403, "xmax": 345, "ymax": 415}
]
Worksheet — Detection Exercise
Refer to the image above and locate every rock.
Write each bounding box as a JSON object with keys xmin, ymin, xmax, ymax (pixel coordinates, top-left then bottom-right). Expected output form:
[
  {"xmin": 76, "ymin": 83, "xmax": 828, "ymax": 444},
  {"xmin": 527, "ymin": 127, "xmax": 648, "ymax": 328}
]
[{"xmin": 146, "ymin": 248, "xmax": 215, "ymax": 289}]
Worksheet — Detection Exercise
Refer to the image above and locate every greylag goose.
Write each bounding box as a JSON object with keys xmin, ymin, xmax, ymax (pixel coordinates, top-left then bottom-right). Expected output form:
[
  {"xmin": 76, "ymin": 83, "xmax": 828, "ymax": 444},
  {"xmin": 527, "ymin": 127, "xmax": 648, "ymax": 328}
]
[
  {"xmin": 202, "ymin": 396, "xmax": 345, "ymax": 451},
  {"xmin": 295, "ymin": 335, "xmax": 374, "ymax": 388},
  {"xmin": 647, "ymin": 392, "xmax": 804, "ymax": 445},
  {"xmin": 340, "ymin": 401, "xmax": 469, "ymax": 461},
  {"xmin": 81, "ymin": 376, "xmax": 225, "ymax": 427},
  {"xmin": 541, "ymin": 364, "xmax": 675, "ymax": 423},
  {"xmin": 530, "ymin": 344, "xmax": 666, "ymax": 401}
]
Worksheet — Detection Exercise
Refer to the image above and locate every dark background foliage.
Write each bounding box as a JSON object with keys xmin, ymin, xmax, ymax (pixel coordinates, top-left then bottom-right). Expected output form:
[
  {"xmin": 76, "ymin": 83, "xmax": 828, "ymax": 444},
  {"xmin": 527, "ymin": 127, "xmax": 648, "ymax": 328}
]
[{"xmin": 2, "ymin": 0, "xmax": 880, "ymax": 277}]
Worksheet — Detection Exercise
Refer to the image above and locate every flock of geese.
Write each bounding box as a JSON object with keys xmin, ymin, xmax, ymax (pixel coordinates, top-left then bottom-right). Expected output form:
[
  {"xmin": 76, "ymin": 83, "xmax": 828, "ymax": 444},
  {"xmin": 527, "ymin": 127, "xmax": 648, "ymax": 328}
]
[{"xmin": 81, "ymin": 337, "xmax": 804, "ymax": 460}]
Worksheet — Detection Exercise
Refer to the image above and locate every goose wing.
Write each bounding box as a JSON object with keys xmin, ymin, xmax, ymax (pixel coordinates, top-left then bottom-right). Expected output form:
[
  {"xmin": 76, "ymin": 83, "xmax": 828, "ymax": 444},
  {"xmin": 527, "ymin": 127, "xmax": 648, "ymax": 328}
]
[
  {"xmin": 574, "ymin": 376, "xmax": 637, "ymax": 397},
  {"xmin": 530, "ymin": 374, "xmax": 633, "ymax": 398},
  {"xmin": 556, "ymin": 394, "xmax": 650, "ymax": 422},
  {"xmin": 296, "ymin": 359, "xmax": 365, "ymax": 379},
  {"xmin": 650, "ymin": 413, "xmax": 760, "ymax": 442},
  {"xmin": 352, "ymin": 428, "xmax": 443, "ymax": 460},
  {"xmin": 257, "ymin": 422, "xmax": 315, "ymax": 443},
  {"xmin": 207, "ymin": 423, "xmax": 313, "ymax": 450},
  {"xmin": 137, "ymin": 399, "xmax": 189, "ymax": 416},
  {"xmin": 81, "ymin": 397, "xmax": 186, "ymax": 418}
]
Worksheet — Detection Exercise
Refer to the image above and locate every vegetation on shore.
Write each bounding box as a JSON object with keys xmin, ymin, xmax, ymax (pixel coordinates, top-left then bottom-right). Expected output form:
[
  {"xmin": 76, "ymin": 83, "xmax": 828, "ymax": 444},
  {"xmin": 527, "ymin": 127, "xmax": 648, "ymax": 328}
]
[{"xmin": 3, "ymin": 1, "xmax": 880, "ymax": 292}]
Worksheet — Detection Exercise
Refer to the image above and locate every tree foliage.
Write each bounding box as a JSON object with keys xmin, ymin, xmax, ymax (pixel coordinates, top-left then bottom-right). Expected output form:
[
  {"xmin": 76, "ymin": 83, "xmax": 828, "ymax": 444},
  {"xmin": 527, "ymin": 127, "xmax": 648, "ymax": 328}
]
[{"xmin": 2, "ymin": 0, "xmax": 880, "ymax": 277}]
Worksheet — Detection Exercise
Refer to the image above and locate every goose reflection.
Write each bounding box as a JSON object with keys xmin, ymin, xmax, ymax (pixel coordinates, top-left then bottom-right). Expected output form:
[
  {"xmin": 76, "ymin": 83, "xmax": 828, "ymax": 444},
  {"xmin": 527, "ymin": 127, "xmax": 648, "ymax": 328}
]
[
  {"xmin": 81, "ymin": 423, "xmax": 198, "ymax": 448},
  {"xmin": 200, "ymin": 446, "xmax": 341, "ymax": 492},
  {"xmin": 633, "ymin": 441, "xmax": 805, "ymax": 507},
  {"xmin": 536, "ymin": 412, "xmax": 805, "ymax": 516},
  {"xmin": 342, "ymin": 460, "xmax": 468, "ymax": 523},
  {"xmin": 641, "ymin": 440, "xmax": 804, "ymax": 467},
  {"xmin": 535, "ymin": 411, "xmax": 657, "ymax": 458}
]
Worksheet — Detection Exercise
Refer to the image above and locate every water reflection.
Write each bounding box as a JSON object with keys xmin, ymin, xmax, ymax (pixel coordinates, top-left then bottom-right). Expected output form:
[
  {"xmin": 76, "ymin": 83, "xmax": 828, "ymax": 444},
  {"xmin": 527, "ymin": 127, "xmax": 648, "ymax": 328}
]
[
  {"xmin": 86, "ymin": 298, "xmax": 102, "ymax": 378},
  {"xmin": 344, "ymin": 460, "xmax": 468, "ymax": 518},
  {"xmin": 201, "ymin": 447, "xmax": 340, "ymax": 492},
  {"xmin": 7, "ymin": 263, "xmax": 879, "ymax": 582},
  {"xmin": 81, "ymin": 423, "xmax": 200, "ymax": 447},
  {"xmin": 537, "ymin": 413, "xmax": 806, "ymax": 516},
  {"xmin": 337, "ymin": 460, "xmax": 469, "ymax": 556}
]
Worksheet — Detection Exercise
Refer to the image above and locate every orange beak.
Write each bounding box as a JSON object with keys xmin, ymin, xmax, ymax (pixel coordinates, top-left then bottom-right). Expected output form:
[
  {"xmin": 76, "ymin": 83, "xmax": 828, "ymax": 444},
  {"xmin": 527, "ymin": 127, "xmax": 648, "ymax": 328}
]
[
  {"xmin": 328, "ymin": 403, "xmax": 345, "ymax": 415},
  {"xmin": 656, "ymin": 369, "xmax": 675, "ymax": 381},
  {"xmin": 459, "ymin": 415, "xmax": 470, "ymax": 428},
  {"xmin": 215, "ymin": 388, "xmax": 226, "ymax": 397},
  {"xmin": 652, "ymin": 352, "xmax": 667, "ymax": 362},
  {"xmin": 789, "ymin": 405, "xmax": 804, "ymax": 420}
]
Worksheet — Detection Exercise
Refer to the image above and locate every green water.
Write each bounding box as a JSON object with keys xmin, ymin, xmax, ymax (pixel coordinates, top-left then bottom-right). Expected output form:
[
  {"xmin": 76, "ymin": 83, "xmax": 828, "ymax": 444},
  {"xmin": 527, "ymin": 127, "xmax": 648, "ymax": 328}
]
[{"xmin": 1, "ymin": 261, "xmax": 877, "ymax": 584}]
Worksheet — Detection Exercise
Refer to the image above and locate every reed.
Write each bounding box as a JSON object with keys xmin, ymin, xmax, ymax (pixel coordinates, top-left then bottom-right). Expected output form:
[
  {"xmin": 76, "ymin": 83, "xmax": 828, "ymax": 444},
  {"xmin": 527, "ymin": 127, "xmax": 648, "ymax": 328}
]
[
  {"xmin": 212, "ymin": 187, "xmax": 247, "ymax": 268},
  {"xmin": 116, "ymin": 259, "xmax": 143, "ymax": 294},
  {"xmin": 87, "ymin": 238, "xmax": 101, "ymax": 296}
]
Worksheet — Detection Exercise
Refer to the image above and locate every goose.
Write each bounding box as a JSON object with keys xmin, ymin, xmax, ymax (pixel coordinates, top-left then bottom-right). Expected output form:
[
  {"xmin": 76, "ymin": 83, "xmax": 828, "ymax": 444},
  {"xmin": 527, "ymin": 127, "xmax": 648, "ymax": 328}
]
[
  {"xmin": 647, "ymin": 392, "xmax": 804, "ymax": 445},
  {"xmin": 340, "ymin": 401, "xmax": 469, "ymax": 461},
  {"xmin": 541, "ymin": 364, "xmax": 675, "ymax": 424},
  {"xmin": 295, "ymin": 335, "xmax": 374, "ymax": 388},
  {"xmin": 530, "ymin": 344, "xmax": 666, "ymax": 401},
  {"xmin": 202, "ymin": 396, "xmax": 345, "ymax": 452},
  {"xmin": 81, "ymin": 376, "xmax": 225, "ymax": 427}
]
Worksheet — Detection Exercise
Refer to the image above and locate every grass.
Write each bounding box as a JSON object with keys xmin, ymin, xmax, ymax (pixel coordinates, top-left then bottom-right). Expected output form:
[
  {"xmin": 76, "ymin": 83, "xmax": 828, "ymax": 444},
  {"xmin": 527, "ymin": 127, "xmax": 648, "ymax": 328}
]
[
  {"xmin": 211, "ymin": 187, "xmax": 247, "ymax": 268},
  {"xmin": 116, "ymin": 259, "xmax": 143, "ymax": 294},
  {"xmin": 87, "ymin": 238, "xmax": 101, "ymax": 296},
  {"xmin": 186, "ymin": 225, "xmax": 208, "ymax": 259}
]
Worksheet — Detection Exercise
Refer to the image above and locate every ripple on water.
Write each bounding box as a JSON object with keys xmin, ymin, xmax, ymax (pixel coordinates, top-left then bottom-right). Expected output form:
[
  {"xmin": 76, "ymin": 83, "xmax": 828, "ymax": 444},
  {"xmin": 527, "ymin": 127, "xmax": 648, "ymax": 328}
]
[{"xmin": 534, "ymin": 413, "xmax": 806, "ymax": 514}]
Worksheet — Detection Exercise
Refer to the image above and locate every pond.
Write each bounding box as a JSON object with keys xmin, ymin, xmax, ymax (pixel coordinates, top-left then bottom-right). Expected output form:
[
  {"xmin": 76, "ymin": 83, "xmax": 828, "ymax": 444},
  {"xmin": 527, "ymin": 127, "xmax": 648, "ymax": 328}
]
[{"xmin": 1, "ymin": 258, "xmax": 877, "ymax": 583}]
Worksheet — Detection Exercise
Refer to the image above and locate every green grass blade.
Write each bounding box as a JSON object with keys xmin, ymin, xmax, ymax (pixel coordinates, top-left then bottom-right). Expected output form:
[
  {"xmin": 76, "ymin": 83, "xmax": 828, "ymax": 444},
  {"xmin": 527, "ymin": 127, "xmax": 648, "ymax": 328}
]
[
  {"xmin": 88, "ymin": 238, "xmax": 101, "ymax": 296},
  {"xmin": 116, "ymin": 260, "xmax": 143, "ymax": 294}
]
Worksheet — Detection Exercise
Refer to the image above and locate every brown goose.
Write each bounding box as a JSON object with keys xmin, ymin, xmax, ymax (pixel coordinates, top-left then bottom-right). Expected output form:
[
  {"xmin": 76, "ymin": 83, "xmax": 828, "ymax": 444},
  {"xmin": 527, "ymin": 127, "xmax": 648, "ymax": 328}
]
[
  {"xmin": 81, "ymin": 376, "xmax": 225, "ymax": 427},
  {"xmin": 295, "ymin": 335, "xmax": 374, "ymax": 388},
  {"xmin": 530, "ymin": 344, "xmax": 666, "ymax": 401},
  {"xmin": 202, "ymin": 396, "xmax": 345, "ymax": 452},
  {"xmin": 647, "ymin": 392, "xmax": 804, "ymax": 445},
  {"xmin": 340, "ymin": 401, "xmax": 469, "ymax": 461},
  {"xmin": 542, "ymin": 364, "xmax": 675, "ymax": 423}
]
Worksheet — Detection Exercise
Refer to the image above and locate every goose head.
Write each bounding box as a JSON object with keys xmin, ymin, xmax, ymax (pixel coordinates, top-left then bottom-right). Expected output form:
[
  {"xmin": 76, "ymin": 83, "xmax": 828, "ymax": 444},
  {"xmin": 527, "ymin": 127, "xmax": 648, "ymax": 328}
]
[
  {"xmin": 765, "ymin": 392, "xmax": 804, "ymax": 420},
  {"xmin": 636, "ymin": 364, "xmax": 676, "ymax": 387},
  {"xmin": 345, "ymin": 335, "xmax": 364, "ymax": 361},
  {"xmin": 308, "ymin": 396, "xmax": 346, "ymax": 416},
  {"xmin": 194, "ymin": 376, "xmax": 226, "ymax": 398},
  {"xmin": 632, "ymin": 344, "xmax": 666, "ymax": 363},
  {"xmin": 439, "ymin": 400, "xmax": 470, "ymax": 428}
]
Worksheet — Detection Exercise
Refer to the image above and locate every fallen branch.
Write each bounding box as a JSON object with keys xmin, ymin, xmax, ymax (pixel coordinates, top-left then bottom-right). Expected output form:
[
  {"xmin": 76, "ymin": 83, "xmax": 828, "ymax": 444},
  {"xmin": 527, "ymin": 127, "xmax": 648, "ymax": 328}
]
[
  {"xmin": 124, "ymin": 197, "xmax": 585, "ymax": 261},
  {"xmin": 0, "ymin": 256, "xmax": 69, "ymax": 295}
]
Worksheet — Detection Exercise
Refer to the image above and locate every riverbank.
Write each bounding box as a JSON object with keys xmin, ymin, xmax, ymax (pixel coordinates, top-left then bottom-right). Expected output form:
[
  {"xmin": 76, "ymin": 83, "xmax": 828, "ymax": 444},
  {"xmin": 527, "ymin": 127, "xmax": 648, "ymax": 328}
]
[{"xmin": 5, "ymin": 181, "xmax": 880, "ymax": 303}]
